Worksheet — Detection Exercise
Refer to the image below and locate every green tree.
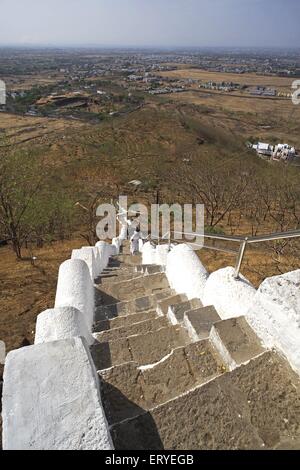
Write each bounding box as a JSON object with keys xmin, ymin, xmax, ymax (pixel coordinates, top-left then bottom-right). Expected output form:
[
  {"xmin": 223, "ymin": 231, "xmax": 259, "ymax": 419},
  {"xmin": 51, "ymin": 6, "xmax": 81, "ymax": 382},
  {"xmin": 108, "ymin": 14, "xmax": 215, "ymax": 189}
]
[{"xmin": 0, "ymin": 137, "xmax": 74, "ymax": 258}]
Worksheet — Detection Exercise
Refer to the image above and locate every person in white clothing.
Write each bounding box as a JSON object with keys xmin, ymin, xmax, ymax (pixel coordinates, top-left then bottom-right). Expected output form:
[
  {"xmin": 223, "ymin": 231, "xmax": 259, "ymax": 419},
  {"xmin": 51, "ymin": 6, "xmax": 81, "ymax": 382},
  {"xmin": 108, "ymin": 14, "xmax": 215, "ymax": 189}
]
[{"xmin": 130, "ymin": 226, "xmax": 142, "ymax": 255}]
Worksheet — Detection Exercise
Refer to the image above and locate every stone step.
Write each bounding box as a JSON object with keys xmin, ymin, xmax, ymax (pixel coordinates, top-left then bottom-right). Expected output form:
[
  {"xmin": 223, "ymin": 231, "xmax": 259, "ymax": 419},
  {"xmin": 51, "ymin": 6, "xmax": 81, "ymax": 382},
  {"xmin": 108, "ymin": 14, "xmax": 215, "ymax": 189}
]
[
  {"xmin": 91, "ymin": 325, "xmax": 190, "ymax": 370},
  {"xmin": 135, "ymin": 264, "xmax": 162, "ymax": 275},
  {"xmin": 210, "ymin": 316, "xmax": 265, "ymax": 370},
  {"xmin": 184, "ymin": 306, "xmax": 221, "ymax": 341},
  {"xmin": 93, "ymin": 317, "xmax": 169, "ymax": 343},
  {"xmin": 94, "ymin": 289, "xmax": 175, "ymax": 322},
  {"xmin": 128, "ymin": 325, "xmax": 190, "ymax": 366},
  {"xmin": 156, "ymin": 294, "xmax": 188, "ymax": 316},
  {"xmin": 99, "ymin": 339, "xmax": 225, "ymax": 425},
  {"xmin": 106, "ymin": 273, "xmax": 170, "ymax": 302},
  {"xmin": 145, "ymin": 266, "xmax": 164, "ymax": 275},
  {"xmin": 100, "ymin": 272, "xmax": 141, "ymax": 286},
  {"xmin": 167, "ymin": 298, "xmax": 203, "ymax": 325},
  {"xmin": 110, "ymin": 351, "xmax": 300, "ymax": 450},
  {"xmin": 116, "ymin": 253, "xmax": 142, "ymax": 265},
  {"xmin": 94, "ymin": 310, "xmax": 158, "ymax": 333}
]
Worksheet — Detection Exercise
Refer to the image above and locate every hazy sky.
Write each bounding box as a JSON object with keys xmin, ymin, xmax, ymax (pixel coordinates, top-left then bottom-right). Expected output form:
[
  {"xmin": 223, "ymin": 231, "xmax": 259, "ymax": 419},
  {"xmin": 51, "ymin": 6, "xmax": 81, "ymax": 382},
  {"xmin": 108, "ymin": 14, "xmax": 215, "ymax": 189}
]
[{"xmin": 0, "ymin": 0, "xmax": 299, "ymax": 48}]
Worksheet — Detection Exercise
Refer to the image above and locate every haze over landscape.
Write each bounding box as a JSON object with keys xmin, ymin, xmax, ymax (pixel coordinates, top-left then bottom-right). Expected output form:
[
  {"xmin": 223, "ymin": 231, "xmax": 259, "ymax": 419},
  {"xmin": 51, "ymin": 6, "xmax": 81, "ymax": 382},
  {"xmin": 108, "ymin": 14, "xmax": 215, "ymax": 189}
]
[{"xmin": 0, "ymin": 0, "xmax": 299, "ymax": 48}]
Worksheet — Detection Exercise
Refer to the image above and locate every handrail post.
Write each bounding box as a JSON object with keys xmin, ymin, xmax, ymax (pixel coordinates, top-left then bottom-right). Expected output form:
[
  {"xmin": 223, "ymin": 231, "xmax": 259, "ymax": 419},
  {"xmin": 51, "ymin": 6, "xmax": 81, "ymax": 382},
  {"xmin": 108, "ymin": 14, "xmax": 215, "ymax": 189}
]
[{"xmin": 234, "ymin": 237, "xmax": 248, "ymax": 279}]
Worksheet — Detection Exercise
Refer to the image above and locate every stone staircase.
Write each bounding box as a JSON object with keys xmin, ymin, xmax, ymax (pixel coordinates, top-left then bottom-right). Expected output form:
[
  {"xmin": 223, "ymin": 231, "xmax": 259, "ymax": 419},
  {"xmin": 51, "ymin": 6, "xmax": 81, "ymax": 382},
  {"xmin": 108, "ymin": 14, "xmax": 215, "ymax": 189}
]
[{"xmin": 91, "ymin": 242, "xmax": 300, "ymax": 450}]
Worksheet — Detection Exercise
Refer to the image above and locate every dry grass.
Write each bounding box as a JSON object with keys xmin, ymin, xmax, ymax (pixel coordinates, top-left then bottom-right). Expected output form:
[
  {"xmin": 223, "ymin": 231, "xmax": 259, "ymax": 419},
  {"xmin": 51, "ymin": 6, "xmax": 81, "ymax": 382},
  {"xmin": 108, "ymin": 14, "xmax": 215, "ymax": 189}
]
[
  {"xmin": 159, "ymin": 68, "xmax": 295, "ymax": 91},
  {"xmin": 0, "ymin": 239, "xmax": 84, "ymax": 353}
]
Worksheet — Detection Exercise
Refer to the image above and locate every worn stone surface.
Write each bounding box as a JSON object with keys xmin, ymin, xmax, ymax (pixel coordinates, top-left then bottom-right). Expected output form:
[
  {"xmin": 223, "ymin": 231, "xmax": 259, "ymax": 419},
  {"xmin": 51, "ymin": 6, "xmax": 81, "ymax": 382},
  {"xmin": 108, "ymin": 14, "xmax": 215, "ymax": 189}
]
[
  {"xmin": 94, "ymin": 317, "xmax": 168, "ymax": 343},
  {"xmin": 128, "ymin": 325, "xmax": 190, "ymax": 366},
  {"xmin": 211, "ymin": 316, "xmax": 264, "ymax": 369},
  {"xmin": 184, "ymin": 306, "xmax": 221, "ymax": 341},
  {"xmin": 168, "ymin": 298, "xmax": 202, "ymax": 324},
  {"xmin": 111, "ymin": 351, "xmax": 300, "ymax": 450},
  {"xmin": 99, "ymin": 339, "xmax": 224, "ymax": 425},
  {"xmin": 94, "ymin": 310, "xmax": 157, "ymax": 332},
  {"xmin": 2, "ymin": 338, "xmax": 113, "ymax": 450},
  {"xmin": 157, "ymin": 294, "xmax": 187, "ymax": 316},
  {"xmin": 91, "ymin": 338, "xmax": 132, "ymax": 370},
  {"xmin": 90, "ymin": 242, "xmax": 300, "ymax": 451},
  {"xmin": 107, "ymin": 273, "xmax": 169, "ymax": 301}
]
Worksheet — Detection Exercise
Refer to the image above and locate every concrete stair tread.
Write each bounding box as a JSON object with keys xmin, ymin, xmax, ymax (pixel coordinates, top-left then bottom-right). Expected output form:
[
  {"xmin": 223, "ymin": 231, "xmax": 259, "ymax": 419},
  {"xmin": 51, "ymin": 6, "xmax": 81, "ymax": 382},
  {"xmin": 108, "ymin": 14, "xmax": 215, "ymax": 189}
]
[
  {"xmin": 93, "ymin": 316, "xmax": 169, "ymax": 343},
  {"xmin": 167, "ymin": 298, "xmax": 203, "ymax": 324},
  {"xmin": 94, "ymin": 310, "xmax": 158, "ymax": 332},
  {"xmin": 157, "ymin": 294, "xmax": 188, "ymax": 316},
  {"xmin": 99, "ymin": 339, "xmax": 225, "ymax": 425},
  {"xmin": 100, "ymin": 273, "xmax": 141, "ymax": 286},
  {"xmin": 211, "ymin": 316, "xmax": 265, "ymax": 368},
  {"xmin": 184, "ymin": 305, "xmax": 221, "ymax": 341},
  {"xmin": 115, "ymin": 253, "xmax": 142, "ymax": 265},
  {"xmin": 104, "ymin": 272, "xmax": 170, "ymax": 302},
  {"xmin": 135, "ymin": 264, "xmax": 162, "ymax": 275},
  {"xmin": 94, "ymin": 289, "xmax": 174, "ymax": 322},
  {"xmin": 145, "ymin": 266, "xmax": 164, "ymax": 275},
  {"xmin": 92, "ymin": 325, "xmax": 190, "ymax": 370},
  {"xmin": 110, "ymin": 351, "xmax": 300, "ymax": 450}
]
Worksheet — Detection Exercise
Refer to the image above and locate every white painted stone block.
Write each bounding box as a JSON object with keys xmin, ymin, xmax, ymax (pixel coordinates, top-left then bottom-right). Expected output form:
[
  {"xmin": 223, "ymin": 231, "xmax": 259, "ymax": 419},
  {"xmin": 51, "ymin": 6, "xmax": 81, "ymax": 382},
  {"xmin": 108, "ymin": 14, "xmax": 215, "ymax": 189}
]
[
  {"xmin": 155, "ymin": 244, "xmax": 170, "ymax": 266},
  {"xmin": 71, "ymin": 247, "xmax": 96, "ymax": 280},
  {"xmin": 90, "ymin": 247, "xmax": 102, "ymax": 277},
  {"xmin": 95, "ymin": 241, "xmax": 109, "ymax": 272},
  {"xmin": 246, "ymin": 269, "xmax": 300, "ymax": 373},
  {"xmin": 119, "ymin": 224, "xmax": 128, "ymax": 242},
  {"xmin": 202, "ymin": 267, "xmax": 256, "ymax": 319},
  {"xmin": 55, "ymin": 259, "xmax": 94, "ymax": 329},
  {"xmin": 2, "ymin": 337, "xmax": 113, "ymax": 450},
  {"xmin": 142, "ymin": 241, "xmax": 156, "ymax": 265},
  {"xmin": 112, "ymin": 237, "xmax": 120, "ymax": 255},
  {"xmin": 166, "ymin": 244, "xmax": 208, "ymax": 300},
  {"xmin": 35, "ymin": 307, "xmax": 94, "ymax": 346}
]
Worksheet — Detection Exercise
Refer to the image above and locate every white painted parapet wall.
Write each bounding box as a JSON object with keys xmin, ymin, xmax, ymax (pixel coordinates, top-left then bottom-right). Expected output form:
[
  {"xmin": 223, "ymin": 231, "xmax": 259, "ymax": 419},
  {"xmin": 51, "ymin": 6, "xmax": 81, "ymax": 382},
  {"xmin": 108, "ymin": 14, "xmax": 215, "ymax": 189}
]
[
  {"xmin": 35, "ymin": 307, "xmax": 95, "ymax": 346},
  {"xmin": 2, "ymin": 238, "xmax": 119, "ymax": 450},
  {"xmin": 71, "ymin": 247, "xmax": 97, "ymax": 280},
  {"xmin": 202, "ymin": 267, "xmax": 256, "ymax": 319},
  {"xmin": 55, "ymin": 258, "xmax": 95, "ymax": 329},
  {"xmin": 142, "ymin": 241, "xmax": 158, "ymax": 265},
  {"xmin": 246, "ymin": 269, "xmax": 300, "ymax": 373},
  {"xmin": 96, "ymin": 241, "xmax": 110, "ymax": 272},
  {"xmin": 2, "ymin": 337, "xmax": 113, "ymax": 450},
  {"xmin": 166, "ymin": 244, "xmax": 208, "ymax": 300}
]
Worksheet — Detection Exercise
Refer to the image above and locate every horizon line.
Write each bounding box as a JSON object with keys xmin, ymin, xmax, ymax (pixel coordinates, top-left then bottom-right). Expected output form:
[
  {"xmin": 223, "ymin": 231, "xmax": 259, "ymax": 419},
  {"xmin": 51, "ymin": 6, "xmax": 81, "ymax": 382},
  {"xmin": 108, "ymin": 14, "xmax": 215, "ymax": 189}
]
[{"xmin": 0, "ymin": 43, "xmax": 299, "ymax": 51}]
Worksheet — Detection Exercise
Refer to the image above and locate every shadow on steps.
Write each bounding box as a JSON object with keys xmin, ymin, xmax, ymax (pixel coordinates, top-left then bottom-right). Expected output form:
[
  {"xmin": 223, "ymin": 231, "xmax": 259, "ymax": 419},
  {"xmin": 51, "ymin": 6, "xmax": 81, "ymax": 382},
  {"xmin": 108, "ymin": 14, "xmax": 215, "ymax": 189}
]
[{"xmin": 101, "ymin": 381, "xmax": 164, "ymax": 450}]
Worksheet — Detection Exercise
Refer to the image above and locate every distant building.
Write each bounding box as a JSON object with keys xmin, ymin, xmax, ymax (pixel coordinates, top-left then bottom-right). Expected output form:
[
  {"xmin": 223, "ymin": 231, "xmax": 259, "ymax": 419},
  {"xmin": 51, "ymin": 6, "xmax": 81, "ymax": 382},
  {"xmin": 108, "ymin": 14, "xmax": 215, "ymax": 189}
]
[
  {"xmin": 253, "ymin": 142, "xmax": 273, "ymax": 157},
  {"xmin": 272, "ymin": 144, "xmax": 298, "ymax": 162},
  {"xmin": 248, "ymin": 86, "xmax": 277, "ymax": 97}
]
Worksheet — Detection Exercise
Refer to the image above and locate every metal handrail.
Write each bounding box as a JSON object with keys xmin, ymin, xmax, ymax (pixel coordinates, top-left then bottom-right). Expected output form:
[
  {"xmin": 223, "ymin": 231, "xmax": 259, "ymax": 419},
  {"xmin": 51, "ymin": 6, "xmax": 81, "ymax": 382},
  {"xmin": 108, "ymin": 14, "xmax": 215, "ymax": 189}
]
[{"xmin": 159, "ymin": 229, "xmax": 300, "ymax": 279}]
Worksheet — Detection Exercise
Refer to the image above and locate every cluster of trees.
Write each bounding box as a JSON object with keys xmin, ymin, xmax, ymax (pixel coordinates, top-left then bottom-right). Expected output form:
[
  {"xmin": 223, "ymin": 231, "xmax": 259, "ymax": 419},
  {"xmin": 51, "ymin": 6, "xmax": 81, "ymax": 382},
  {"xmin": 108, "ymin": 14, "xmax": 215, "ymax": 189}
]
[
  {"xmin": 0, "ymin": 137, "xmax": 74, "ymax": 259},
  {"xmin": 169, "ymin": 154, "xmax": 300, "ymax": 276}
]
